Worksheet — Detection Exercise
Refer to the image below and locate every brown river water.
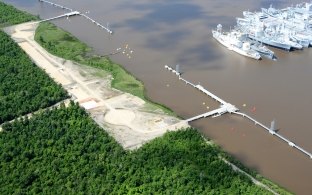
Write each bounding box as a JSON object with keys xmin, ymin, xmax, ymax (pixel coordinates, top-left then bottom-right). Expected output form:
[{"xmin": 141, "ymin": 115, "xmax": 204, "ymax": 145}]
[{"xmin": 3, "ymin": 0, "xmax": 312, "ymax": 194}]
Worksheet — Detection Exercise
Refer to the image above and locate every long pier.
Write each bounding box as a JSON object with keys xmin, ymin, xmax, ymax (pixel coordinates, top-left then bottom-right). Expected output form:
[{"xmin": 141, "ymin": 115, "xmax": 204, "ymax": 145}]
[
  {"xmin": 40, "ymin": 11, "xmax": 80, "ymax": 22},
  {"xmin": 165, "ymin": 65, "xmax": 312, "ymax": 159},
  {"xmin": 80, "ymin": 14, "xmax": 113, "ymax": 34},
  {"xmin": 165, "ymin": 65, "xmax": 239, "ymax": 122},
  {"xmin": 38, "ymin": 0, "xmax": 72, "ymax": 12},
  {"xmin": 186, "ymin": 106, "xmax": 232, "ymax": 122},
  {"xmin": 233, "ymin": 112, "xmax": 312, "ymax": 159},
  {"xmin": 38, "ymin": 0, "xmax": 113, "ymax": 34}
]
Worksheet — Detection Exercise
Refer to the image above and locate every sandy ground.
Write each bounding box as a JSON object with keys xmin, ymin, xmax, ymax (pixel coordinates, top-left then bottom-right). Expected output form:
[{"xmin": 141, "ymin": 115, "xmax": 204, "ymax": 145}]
[{"xmin": 3, "ymin": 22, "xmax": 189, "ymax": 149}]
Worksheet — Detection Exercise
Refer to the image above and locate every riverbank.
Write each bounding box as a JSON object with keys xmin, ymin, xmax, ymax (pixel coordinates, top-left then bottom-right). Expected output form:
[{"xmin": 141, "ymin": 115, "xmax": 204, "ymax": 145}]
[
  {"xmin": 34, "ymin": 22, "xmax": 176, "ymax": 117},
  {"xmin": 4, "ymin": 22, "xmax": 189, "ymax": 149},
  {"xmin": 1, "ymin": 22, "xmax": 279, "ymax": 193},
  {"xmin": 0, "ymin": 1, "xmax": 292, "ymax": 193},
  {"xmin": 29, "ymin": 21, "xmax": 290, "ymax": 194}
]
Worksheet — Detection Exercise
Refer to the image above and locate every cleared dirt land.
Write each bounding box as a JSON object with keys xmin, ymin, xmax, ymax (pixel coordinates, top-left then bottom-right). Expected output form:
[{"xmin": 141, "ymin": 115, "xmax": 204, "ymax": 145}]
[{"xmin": 4, "ymin": 22, "xmax": 189, "ymax": 149}]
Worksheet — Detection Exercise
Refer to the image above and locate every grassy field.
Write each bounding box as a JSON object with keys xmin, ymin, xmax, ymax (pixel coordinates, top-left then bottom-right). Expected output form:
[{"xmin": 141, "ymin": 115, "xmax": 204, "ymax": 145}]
[{"xmin": 35, "ymin": 22, "xmax": 175, "ymax": 116}]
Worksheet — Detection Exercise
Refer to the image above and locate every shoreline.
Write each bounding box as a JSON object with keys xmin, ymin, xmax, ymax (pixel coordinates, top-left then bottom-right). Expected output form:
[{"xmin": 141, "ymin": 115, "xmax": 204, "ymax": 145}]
[
  {"xmin": 1, "ymin": 18, "xmax": 290, "ymax": 194},
  {"xmin": 4, "ymin": 22, "xmax": 189, "ymax": 150},
  {"xmin": 34, "ymin": 22, "xmax": 177, "ymax": 117},
  {"xmin": 0, "ymin": 2, "xmax": 292, "ymax": 194}
]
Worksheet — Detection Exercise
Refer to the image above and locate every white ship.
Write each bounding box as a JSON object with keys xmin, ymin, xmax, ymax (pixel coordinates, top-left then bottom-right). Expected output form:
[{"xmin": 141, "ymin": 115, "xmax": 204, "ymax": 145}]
[
  {"xmin": 212, "ymin": 24, "xmax": 261, "ymax": 60},
  {"xmin": 237, "ymin": 18, "xmax": 304, "ymax": 50}
]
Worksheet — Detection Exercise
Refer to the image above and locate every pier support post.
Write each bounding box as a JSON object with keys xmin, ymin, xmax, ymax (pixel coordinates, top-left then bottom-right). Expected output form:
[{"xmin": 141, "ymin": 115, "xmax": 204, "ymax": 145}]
[
  {"xmin": 270, "ymin": 120, "xmax": 276, "ymax": 131},
  {"xmin": 175, "ymin": 64, "xmax": 180, "ymax": 74}
]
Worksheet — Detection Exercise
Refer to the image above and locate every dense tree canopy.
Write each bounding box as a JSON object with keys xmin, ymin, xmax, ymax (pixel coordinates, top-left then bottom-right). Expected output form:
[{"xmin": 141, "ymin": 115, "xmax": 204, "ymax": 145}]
[
  {"xmin": 0, "ymin": 2, "xmax": 37, "ymax": 27},
  {"xmin": 0, "ymin": 31, "xmax": 68, "ymax": 123},
  {"xmin": 0, "ymin": 103, "xmax": 270, "ymax": 194}
]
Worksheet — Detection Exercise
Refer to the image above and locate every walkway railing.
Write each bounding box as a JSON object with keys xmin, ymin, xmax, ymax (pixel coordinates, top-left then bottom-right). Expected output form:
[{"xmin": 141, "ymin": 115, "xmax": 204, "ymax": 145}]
[
  {"xmin": 165, "ymin": 65, "xmax": 312, "ymax": 159},
  {"xmin": 40, "ymin": 11, "xmax": 80, "ymax": 22},
  {"xmin": 233, "ymin": 111, "xmax": 312, "ymax": 159},
  {"xmin": 38, "ymin": 0, "xmax": 113, "ymax": 34},
  {"xmin": 39, "ymin": 0, "xmax": 72, "ymax": 11}
]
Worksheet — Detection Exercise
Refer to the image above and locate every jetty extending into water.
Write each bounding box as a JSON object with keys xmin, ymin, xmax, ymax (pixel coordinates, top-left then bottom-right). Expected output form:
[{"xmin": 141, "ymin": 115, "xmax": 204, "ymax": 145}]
[
  {"xmin": 38, "ymin": 0, "xmax": 72, "ymax": 11},
  {"xmin": 40, "ymin": 11, "xmax": 80, "ymax": 22},
  {"xmin": 79, "ymin": 14, "xmax": 113, "ymax": 34},
  {"xmin": 165, "ymin": 65, "xmax": 239, "ymax": 120},
  {"xmin": 38, "ymin": 0, "xmax": 113, "ymax": 34},
  {"xmin": 165, "ymin": 65, "xmax": 312, "ymax": 159},
  {"xmin": 233, "ymin": 111, "xmax": 312, "ymax": 158}
]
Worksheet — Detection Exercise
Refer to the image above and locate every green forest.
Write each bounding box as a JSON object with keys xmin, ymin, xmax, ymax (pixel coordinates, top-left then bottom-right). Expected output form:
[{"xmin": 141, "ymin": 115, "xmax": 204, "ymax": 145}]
[
  {"xmin": 0, "ymin": 2, "xmax": 37, "ymax": 27},
  {"xmin": 0, "ymin": 30, "xmax": 68, "ymax": 123},
  {"xmin": 0, "ymin": 103, "xmax": 272, "ymax": 194}
]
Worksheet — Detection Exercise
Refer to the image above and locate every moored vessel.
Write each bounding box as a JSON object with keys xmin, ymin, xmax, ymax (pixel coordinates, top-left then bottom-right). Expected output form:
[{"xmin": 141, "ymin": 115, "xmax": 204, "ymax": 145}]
[{"xmin": 212, "ymin": 24, "xmax": 261, "ymax": 60}]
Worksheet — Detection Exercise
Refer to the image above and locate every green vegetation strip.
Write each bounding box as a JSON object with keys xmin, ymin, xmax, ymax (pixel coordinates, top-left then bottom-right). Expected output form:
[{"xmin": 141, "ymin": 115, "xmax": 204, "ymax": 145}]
[
  {"xmin": 220, "ymin": 150, "xmax": 292, "ymax": 195},
  {"xmin": 0, "ymin": 103, "xmax": 272, "ymax": 194},
  {"xmin": 0, "ymin": 2, "xmax": 37, "ymax": 27},
  {"xmin": 0, "ymin": 30, "xmax": 68, "ymax": 123},
  {"xmin": 35, "ymin": 22, "xmax": 175, "ymax": 116}
]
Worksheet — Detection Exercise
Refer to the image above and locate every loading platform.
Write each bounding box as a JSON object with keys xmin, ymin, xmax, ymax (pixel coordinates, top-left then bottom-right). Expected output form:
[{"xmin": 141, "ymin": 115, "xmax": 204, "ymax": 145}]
[
  {"xmin": 186, "ymin": 104, "xmax": 238, "ymax": 122},
  {"xmin": 165, "ymin": 65, "xmax": 312, "ymax": 159},
  {"xmin": 164, "ymin": 65, "xmax": 239, "ymax": 122}
]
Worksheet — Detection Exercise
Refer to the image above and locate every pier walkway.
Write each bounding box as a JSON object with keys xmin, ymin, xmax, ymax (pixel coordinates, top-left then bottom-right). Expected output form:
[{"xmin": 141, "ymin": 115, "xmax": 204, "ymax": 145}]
[
  {"xmin": 165, "ymin": 65, "xmax": 239, "ymax": 122},
  {"xmin": 39, "ymin": 0, "xmax": 72, "ymax": 11},
  {"xmin": 186, "ymin": 104, "xmax": 237, "ymax": 122},
  {"xmin": 233, "ymin": 112, "xmax": 312, "ymax": 159},
  {"xmin": 38, "ymin": 0, "xmax": 113, "ymax": 34},
  {"xmin": 40, "ymin": 11, "xmax": 80, "ymax": 22},
  {"xmin": 80, "ymin": 14, "xmax": 113, "ymax": 34},
  {"xmin": 165, "ymin": 65, "xmax": 312, "ymax": 159}
]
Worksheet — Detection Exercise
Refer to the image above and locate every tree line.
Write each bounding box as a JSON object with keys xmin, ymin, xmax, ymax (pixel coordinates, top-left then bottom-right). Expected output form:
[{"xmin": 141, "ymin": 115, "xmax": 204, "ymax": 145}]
[
  {"xmin": 0, "ymin": 2, "xmax": 37, "ymax": 27},
  {"xmin": 0, "ymin": 103, "xmax": 270, "ymax": 194},
  {"xmin": 0, "ymin": 30, "xmax": 68, "ymax": 123}
]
